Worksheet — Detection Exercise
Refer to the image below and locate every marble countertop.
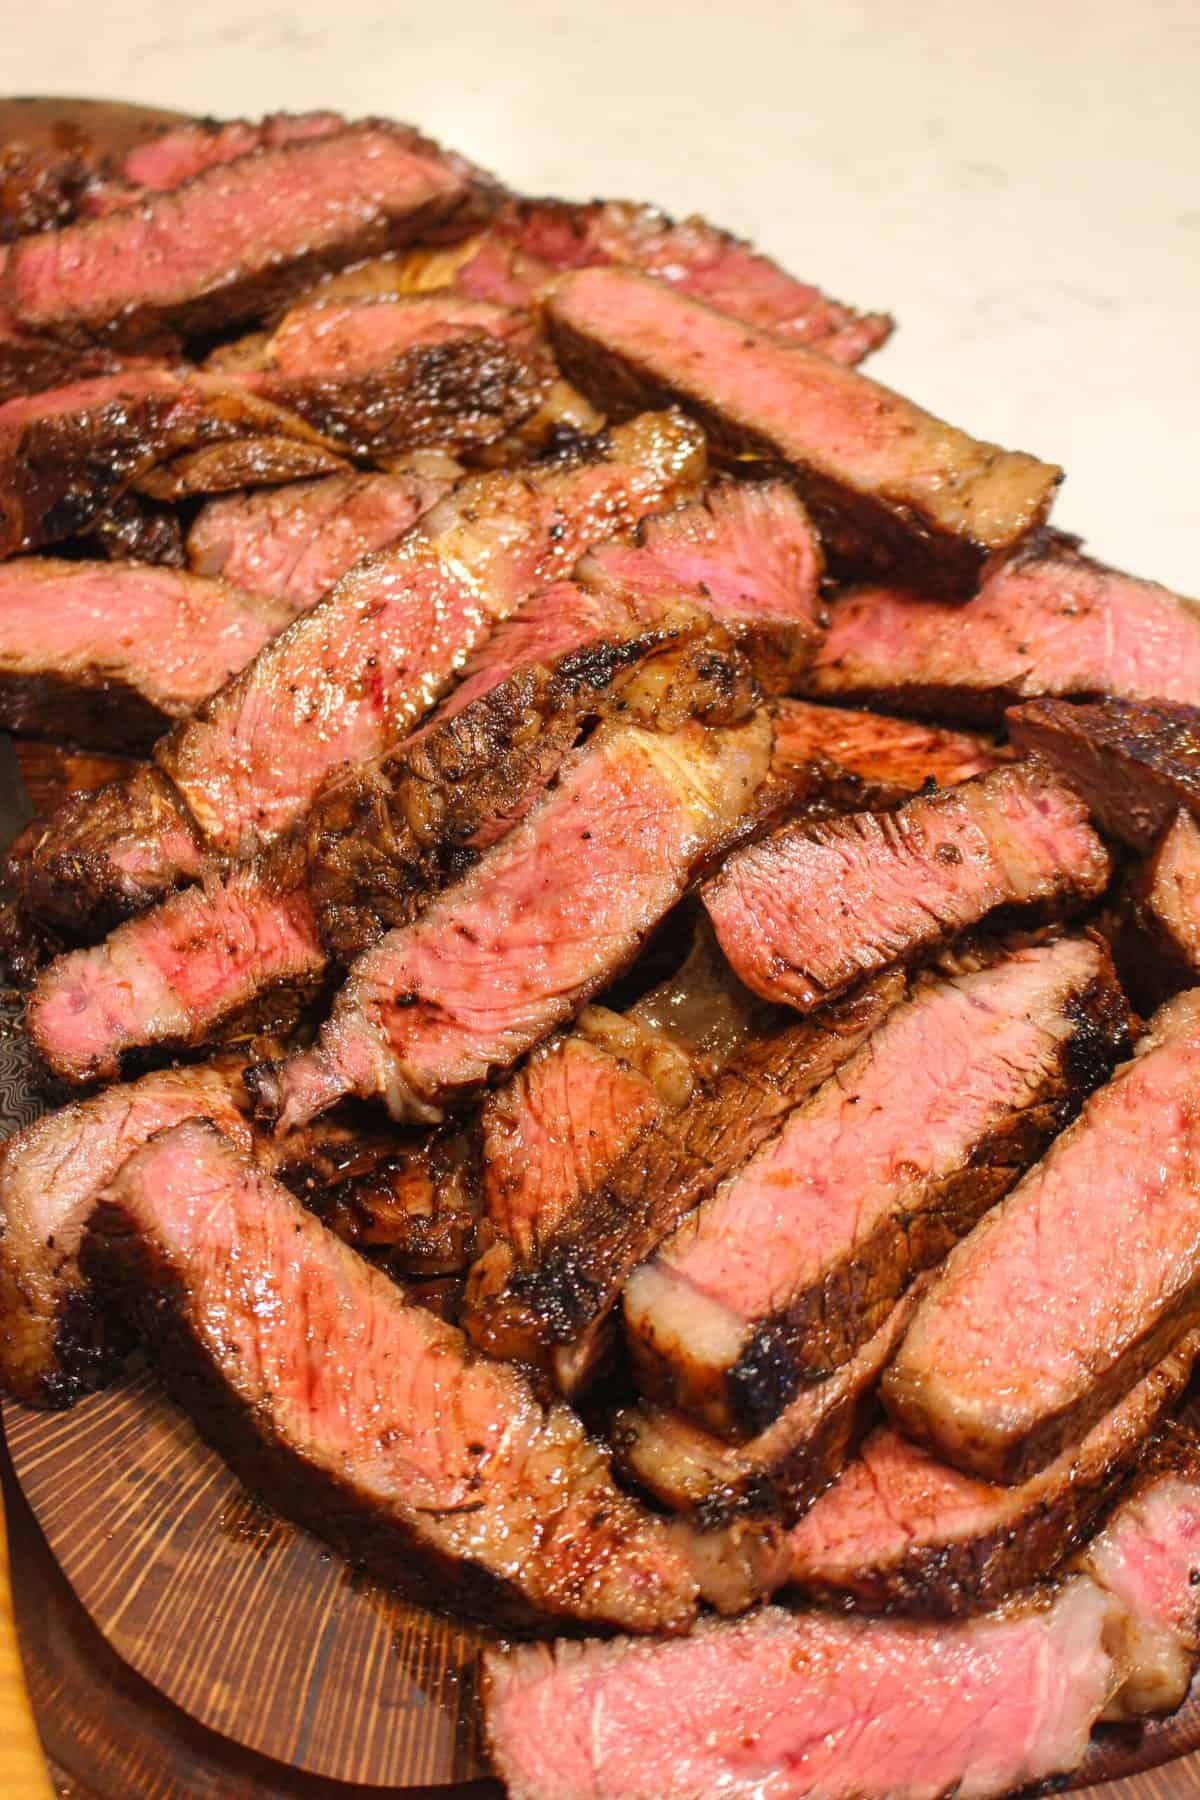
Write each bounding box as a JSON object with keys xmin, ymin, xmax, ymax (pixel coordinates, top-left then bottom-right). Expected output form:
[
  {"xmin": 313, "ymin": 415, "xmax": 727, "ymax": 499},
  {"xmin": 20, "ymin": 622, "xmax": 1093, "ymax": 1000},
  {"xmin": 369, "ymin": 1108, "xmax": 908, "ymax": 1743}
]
[{"xmin": 9, "ymin": 0, "xmax": 1197, "ymax": 590}]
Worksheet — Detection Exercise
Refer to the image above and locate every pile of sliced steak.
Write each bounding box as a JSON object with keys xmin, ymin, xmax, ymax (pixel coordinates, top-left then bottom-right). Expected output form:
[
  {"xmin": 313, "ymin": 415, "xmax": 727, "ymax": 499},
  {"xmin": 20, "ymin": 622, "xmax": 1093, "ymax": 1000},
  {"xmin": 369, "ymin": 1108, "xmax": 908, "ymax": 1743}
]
[{"xmin": 3, "ymin": 100, "xmax": 1200, "ymax": 1800}]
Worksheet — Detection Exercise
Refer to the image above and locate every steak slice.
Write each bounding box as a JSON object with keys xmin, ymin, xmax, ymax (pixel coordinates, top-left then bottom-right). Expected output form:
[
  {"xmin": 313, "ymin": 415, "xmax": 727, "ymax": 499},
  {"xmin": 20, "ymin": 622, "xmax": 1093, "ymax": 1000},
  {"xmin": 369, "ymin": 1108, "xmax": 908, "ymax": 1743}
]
[
  {"xmin": 25, "ymin": 862, "xmax": 327, "ymax": 1083},
  {"xmin": 546, "ymin": 268, "xmax": 1061, "ymax": 596},
  {"xmin": 703, "ymin": 759, "xmax": 1110, "ymax": 1013},
  {"xmin": 481, "ymin": 1584, "xmax": 1118, "ymax": 1800},
  {"xmin": 613, "ymin": 1289, "xmax": 923, "ymax": 1527},
  {"xmin": 884, "ymin": 985, "xmax": 1200, "ymax": 1483},
  {"xmin": 1007, "ymin": 697, "xmax": 1200, "ymax": 851},
  {"xmin": 186, "ymin": 466, "xmax": 454, "ymax": 612},
  {"xmin": 771, "ymin": 697, "xmax": 1004, "ymax": 812},
  {"xmin": 253, "ymin": 711, "xmax": 773, "ymax": 1129},
  {"xmin": 475, "ymin": 974, "xmax": 903, "ymax": 1390},
  {"xmin": 217, "ymin": 293, "xmax": 549, "ymax": 459},
  {"xmin": 577, "ymin": 479, "xmax": 823, "ymax": 691},
  {"xmin": 787, "ymin": 1334, "xmax": 1200, "ymax": 1618},
  {"xmin": 623, "ymin": 937, "xmax": 1133, "ymax": 1436},
  {"xmin": 1079, "ymin": 1426, "xmax": 1200, "ymax": 1720},
  {"xmin": 85, "ymin": 111, "xmax": 347, "ymax": 210},
  {"xmin": 0, "ymin": 558, "xmax": 291, "ymax": 751},
  {"xmin": 0, "ymin": 368, "xmax": 348, "ymax": 558},
  {"xmin": 807, "ymin": 539, "xmax": 1200, "ymax": 724},
  {"xmin": 1117, "ymin": 809, "xmax": 1200, "ymax": 1010},
  {"xmin": 157, "ymin": 409, "xmax": 706, "ymax": 857},
  {"xmin": 0, "ymin": 124, "xmax": 469, "ymax": 351},
  {"xmin": 0, "ymin": 1062, "xmax": 251, "ymax": 1407},
  {"xmin": 86, "ymin": 1118, "xmax": 699, "ymax": 1634}
]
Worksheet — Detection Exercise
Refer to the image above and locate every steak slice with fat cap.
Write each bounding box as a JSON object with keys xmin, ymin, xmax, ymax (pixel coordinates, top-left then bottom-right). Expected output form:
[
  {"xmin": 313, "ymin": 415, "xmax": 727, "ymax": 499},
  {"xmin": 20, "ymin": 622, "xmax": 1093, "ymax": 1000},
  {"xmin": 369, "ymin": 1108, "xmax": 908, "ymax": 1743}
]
[
  {"xmin": 253, "ymin": 710, "xmax": 773, "ymax": 1129},
  {"xmin": 85, "ymin": 1118, "xmax": 700, "ymax": 1634},
  {"xmin": 702, "ymin": 758, "xmax": 1110, "ymax": 1013},
  {"xmin": 186, "ymin": 465, "xmax": 455, "ymax": 613},
  {"xmin": 884, "ymin": 984, "xmax": 1200, "ymax": 1483},
  {"xmin": 546, "ymin": 267, "xmax": 1061, "ymax": 597},
  {"xmin": 806, "ymin": 538, "xmax": 1200, "ymax": 724},
  {"xmin": 481, "ymin": 1584, "xmax": 1119, "ymax": 1800},
  {"xmin": 1007, "ymin": 696, "xmax": 1200, "ymax": 851},
  {"xmin": 0, "ymin": 1062, "xmax": 251, "ymax": 1408},
  {"xmin": 623, "ymin": 937, "xmax": 1133, "ymax": 1436},
  {"xmin": 0, "ymin": 558, "xmax": 292, "ymax": 752},
  {"xmin": 787, "ymin": 1333, "xmax": 1200, "ymax": 1617}
]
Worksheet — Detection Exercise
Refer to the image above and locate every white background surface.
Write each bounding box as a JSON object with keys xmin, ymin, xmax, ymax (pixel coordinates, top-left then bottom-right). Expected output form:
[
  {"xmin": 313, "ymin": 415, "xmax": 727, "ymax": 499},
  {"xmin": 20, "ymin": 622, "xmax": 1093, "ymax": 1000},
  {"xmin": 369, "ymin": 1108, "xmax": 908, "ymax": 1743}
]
[{"xmin": 4, "ymin": 0, "xmax": 1197, "ymax": 589}]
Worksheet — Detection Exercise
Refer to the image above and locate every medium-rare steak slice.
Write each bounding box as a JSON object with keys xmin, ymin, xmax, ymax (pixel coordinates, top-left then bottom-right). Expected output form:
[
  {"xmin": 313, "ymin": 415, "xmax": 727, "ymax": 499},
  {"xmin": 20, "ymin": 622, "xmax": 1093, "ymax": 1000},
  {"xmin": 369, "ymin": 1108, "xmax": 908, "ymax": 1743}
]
[
  {"xmin": 0, "ymin": 1062, "xmax": 251, "ymax": 1407},
  {"xmin": 253, "ymin": 711, "xmax": 773, "ymax": 1129},
  {"xmin": 614, "ymin": 1289, "xmax": 923, "ymax": 1527},
  {"xmin": 787, "ymin": 1334, "xmax": 1200, "ymax": 1618},
  {"xmin": 807, "ymin": 538, "xmax": 1200, "ymax": 724},
  {"xmin": 546, "ymin": 268, "xmax": 1061, "ymax": 596},
  {"xmin": 216, "ymin": 293, "xmax": 549, "ymax": 459},
  {"xmin": 1079, "ymin": 1426, "xmax": 1200, "ymax": 1719},
  {"xmin": 0, "ymin": 368, "xmax": 349, "ymax": 558},
  {"xmin": 0, "ymin": 558, "xmax": 291, "ymax": 751},
  {"xmin": 24, "ymin": 607, "xmax": 752, "ymax": 1078},
  {"xmin": 84, "ymin": 111, "xmax": 347, "ymax": 211},
  {"xmin": 1008, "ymin": 697, "xmax": 1200, "ymax": 850},
  {"xmin": 481, "ymin": 1584, "xmax": 1118, "ymax": 1800},
  {"xmin": 25, "ymin": 864, "xmax": 328, "ymax": 1083},
  {"xmin": 473, "ymin": 974, "xmax": 903, "ymax": 1390},
  {"xmin": 1117, "ymin": 809, "xmax": 1200, "ymax": 1010},
  {"xmin": 884, "ymin": 985, "xmax": 1200, "ymax": 1482},
  {"xmin": 0, "ymin": 124, "xmax": 469, "ymax": 352},
  {"xmin": 186, "ymin": 465, "xmax": 454, "ymax": 612},
  {"xmin": 702, "ymin": 759, "xmax": 1110, "ymax": 1012},
  {"xmin": 158, "ymin": 409, "xmax": 706, "ymax": 856},
  {"xmin": 309, "ymin": 195, "xmax": 890, "ymax": 363},
  {"xmin": 578, "ymin": 479, "xmax": 823, "ymax": 691},
  {"xmin": 86, "ymin": 1118, "xmax": 699, "ymax": 1634},
  {"xmin": 623, "ymin": 937, "xmax": 1133, "ymax": 1436},
  {"xmin": 771, "ymin": 697, "xmax": 1004, "ymax": 812}
]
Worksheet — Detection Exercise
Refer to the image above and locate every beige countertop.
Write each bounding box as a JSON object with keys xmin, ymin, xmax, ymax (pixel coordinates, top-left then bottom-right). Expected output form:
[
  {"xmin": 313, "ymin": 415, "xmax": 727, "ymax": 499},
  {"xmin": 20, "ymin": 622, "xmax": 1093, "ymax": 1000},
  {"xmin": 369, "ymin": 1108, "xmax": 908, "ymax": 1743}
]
[{"xmin": 7, "ymin": 0, "xmax": 1198, "ymax": 592}]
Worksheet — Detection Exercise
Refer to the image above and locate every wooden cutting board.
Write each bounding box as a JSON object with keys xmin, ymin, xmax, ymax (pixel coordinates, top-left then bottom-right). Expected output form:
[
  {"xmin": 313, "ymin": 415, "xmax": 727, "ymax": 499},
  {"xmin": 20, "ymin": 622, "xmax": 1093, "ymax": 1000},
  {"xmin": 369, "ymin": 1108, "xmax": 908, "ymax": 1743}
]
[{"xmin": 2, "ymin": 90, "xmax": 1200, "ymax": 1788}]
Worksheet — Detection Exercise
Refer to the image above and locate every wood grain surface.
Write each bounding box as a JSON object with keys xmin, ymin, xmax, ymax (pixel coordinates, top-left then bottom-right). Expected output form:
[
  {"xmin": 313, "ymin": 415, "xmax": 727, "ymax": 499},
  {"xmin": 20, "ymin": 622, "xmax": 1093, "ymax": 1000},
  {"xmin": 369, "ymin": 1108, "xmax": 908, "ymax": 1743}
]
[{"xmin": 3, "ymin": 91, "xmax": 1200, "ymax": 1800}]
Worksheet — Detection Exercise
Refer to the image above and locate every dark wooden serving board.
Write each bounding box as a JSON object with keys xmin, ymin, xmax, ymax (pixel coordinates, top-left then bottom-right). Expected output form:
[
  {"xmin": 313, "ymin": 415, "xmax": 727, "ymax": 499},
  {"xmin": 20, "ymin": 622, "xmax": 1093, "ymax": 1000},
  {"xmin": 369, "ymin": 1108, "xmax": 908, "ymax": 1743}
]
[{"xmin": 2, "ymin": 94, "xmax": 1200, "ymax": 1796}]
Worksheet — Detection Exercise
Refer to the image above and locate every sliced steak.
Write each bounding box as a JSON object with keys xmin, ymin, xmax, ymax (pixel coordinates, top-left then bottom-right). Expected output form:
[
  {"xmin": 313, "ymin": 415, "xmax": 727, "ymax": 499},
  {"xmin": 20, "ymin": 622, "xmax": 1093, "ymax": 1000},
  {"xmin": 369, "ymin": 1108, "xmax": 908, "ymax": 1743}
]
[
  {"xmin": 0, "ymin": 368, "xmax": 348, "ymax": 558},
  {"xmin": 1080, "ymin": 1426, "xmax": 1200, "ymax": 1720},
  {"xmin": 474, "ymin": 974, "xmax": 903, "ymax": 1389},
  {"xmin": 0, "ymin": 124, "xmax": 469, "ymax": 352},
  {"xmin": 131, "ymin": 434, "xmax": 346, "ymax": 501},
  {"xmin": 0, "ymin": 1062, "xmax": 250, "ymax": 1407},
  {"xmin": 24, "ymin": 607, "xmax": 751, "ymax": 1078},
  {"xmin": 253, "ymin": 711, "xmax": 773, "ymax": 1129},
  {"xmin": 807, "ymin": 539, "xmax": 1200, "ymax": 724},
  {"xmin": 310, "ymin": 195, "xmax": 890, "ymax": 363},
  {"xmin": 578, "ymin": 479, "xmax": 823, "ymax": 690},
  {"xmin": 703, "ymin": 759, "xmax": 1110, "ymax": 1013},
  {"xmin": 481, "ymin": 1584, "xmax": 1118, "ymax": 1800},
  {"xmin": 787, "ymin": 1334, "xmax": 1200, "ymax": 1617},
  {"xmin": 1117, "ymin": 809, "xmax": 1200, "ymax": 1010},
  {"xmin": 0, "ymin": 558, "xmax": 291, "ymax": 751},
  {"xmin": 85, "ymin": 111, "xmax": 347, "ymax": 210},
  {"xmin": 771, "ymin": 697, "xmax": 1004, "ymax": 812},
  {"xmin": 546, "ymin": 268, "xmax": 1061, "ymax": 596},
  {"xmin": 25, "ymin": 862, "xmax": 327, "ymax": 1083},
  {"xmin": 884, "ymin": 985, "xmax": 1200, "ymax": 1482},
  {"xmin": 1007, "ymin": 697, "xmax": 1200, "ymax": 850},
  {"xmin": 86, "ymin": 1118, "xmax": 699, "ymax": 1634},
  {"xmin": 623, "ymin": 937, "xmax": 1133, "ymax": 1436},
  {"xmin": 157, "ymin": 409, "xmax": 706, "ymax": 857},
  {"xmin": 186, "ymin": 466, "xmax": 454, "ymax": 613},
  {"xmin": 614, "ymin": 1288, "xmax": 923, "ymax": 1527}
]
